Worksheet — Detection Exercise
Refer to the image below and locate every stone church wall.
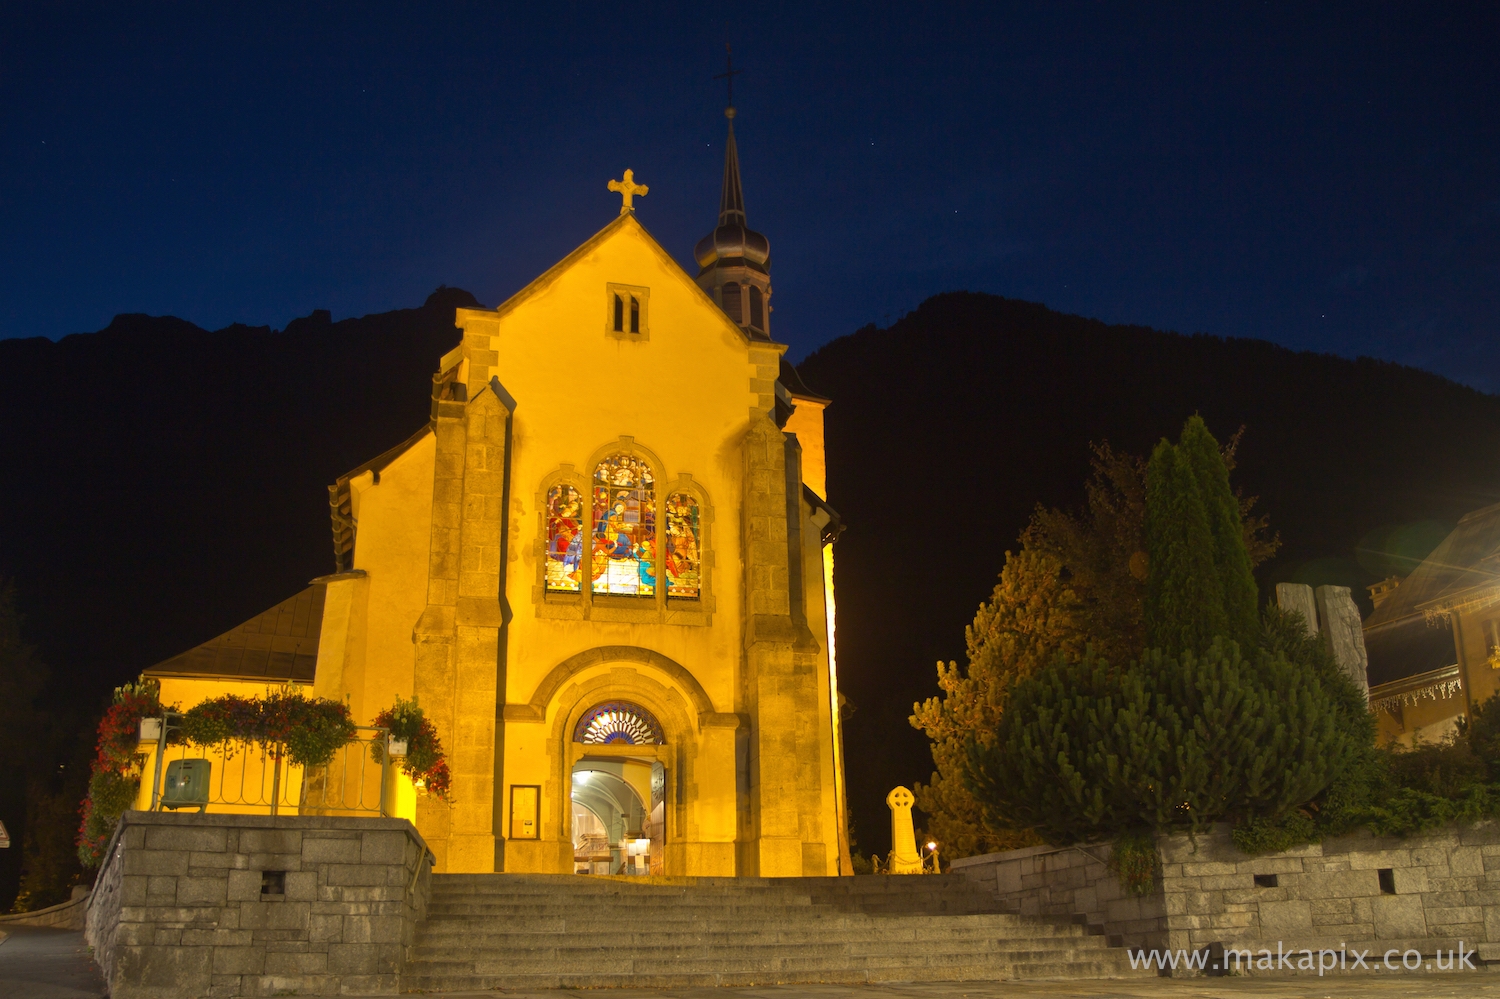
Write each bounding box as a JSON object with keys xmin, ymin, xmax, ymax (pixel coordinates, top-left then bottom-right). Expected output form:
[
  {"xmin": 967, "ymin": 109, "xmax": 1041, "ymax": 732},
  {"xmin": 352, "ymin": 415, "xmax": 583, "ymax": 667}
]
[
  {"xmin": 954, "ymin": 821, "xmax": 1500, "ymax": 970},
  {"xmin": 85, "ymin": 812, "xmax": 432, "ymax": 999}
]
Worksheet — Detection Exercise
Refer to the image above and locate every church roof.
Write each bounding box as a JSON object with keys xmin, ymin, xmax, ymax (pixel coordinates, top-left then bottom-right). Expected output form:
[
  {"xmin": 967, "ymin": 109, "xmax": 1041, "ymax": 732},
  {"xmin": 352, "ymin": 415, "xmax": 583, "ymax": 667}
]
[
  {"xmin": 144, "ymin": 585, "xmax": 324, "ymax": 683},
  {"xmin": 779, "ymin": 358, "xmax": 830, "ymax": 404},
  {"xmin": 1363, "ymin": 501, "xmax": 1500, "ymax": 686}
]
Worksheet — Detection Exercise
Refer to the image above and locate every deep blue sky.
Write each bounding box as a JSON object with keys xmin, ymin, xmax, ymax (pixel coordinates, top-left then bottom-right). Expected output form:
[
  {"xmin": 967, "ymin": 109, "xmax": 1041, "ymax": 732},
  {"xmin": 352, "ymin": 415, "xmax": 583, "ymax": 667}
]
[{"xmin": 3, "ymin": 3, "xmax": 1497, "ymax": 385}]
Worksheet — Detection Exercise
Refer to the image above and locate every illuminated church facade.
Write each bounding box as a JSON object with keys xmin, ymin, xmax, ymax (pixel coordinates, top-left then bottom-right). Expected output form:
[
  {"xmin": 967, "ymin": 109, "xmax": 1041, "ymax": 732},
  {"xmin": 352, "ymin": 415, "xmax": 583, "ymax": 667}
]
[{"xmin": 144, "ymin": 108, "xmax": 851, "ymax": 877}]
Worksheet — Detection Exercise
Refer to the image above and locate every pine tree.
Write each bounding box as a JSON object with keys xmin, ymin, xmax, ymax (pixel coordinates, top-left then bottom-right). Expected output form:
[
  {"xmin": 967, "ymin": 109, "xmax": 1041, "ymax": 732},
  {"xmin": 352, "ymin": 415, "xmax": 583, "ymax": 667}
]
[
  {"xmin": 963, "ymin": 641, "xmax": 1358, "ymax": 844},
  {"xmin": 1143, "ymin": 438, "xmax": 1224, "ymax": 655},
  {"xmin": 908, "ymin": 548, "xmax": 1081, "ymax": 856},
  {"xmin": 1179, "ymin": 416, "xmax": 1259, "ymax": 649}
]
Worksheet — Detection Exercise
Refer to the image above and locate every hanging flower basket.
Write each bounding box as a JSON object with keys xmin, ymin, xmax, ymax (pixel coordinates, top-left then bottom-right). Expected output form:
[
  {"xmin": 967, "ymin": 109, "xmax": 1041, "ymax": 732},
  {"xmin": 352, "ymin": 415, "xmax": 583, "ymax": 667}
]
[{"xmin": 371, "ymin": 696, "xmax": 452, "ymax": 801}]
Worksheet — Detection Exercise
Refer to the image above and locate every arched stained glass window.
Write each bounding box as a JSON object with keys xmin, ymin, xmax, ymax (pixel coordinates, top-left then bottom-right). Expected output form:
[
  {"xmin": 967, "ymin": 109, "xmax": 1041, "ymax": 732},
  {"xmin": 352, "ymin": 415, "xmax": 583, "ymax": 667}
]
[
  {"xmin": 545, "ymin": 484, "xmax": 585, "ymax": 592},
  {"xmin": 664, "ymin": 492, "xmax": 701, "ymax": 599},
  {"xmin": 591, "ymin": 454, "xmax": 655, "ymax": 597},
  {"xmin": 574, "ymin": 701, "xmax": 664, "ymax": 745}
]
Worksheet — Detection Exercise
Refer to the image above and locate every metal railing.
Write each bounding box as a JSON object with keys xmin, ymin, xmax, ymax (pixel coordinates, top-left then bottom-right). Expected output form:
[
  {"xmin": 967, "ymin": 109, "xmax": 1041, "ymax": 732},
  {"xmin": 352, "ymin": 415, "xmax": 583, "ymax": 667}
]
[{"xmin": 145, "ymin": 713, "xmax": 392, "ymax": 817}]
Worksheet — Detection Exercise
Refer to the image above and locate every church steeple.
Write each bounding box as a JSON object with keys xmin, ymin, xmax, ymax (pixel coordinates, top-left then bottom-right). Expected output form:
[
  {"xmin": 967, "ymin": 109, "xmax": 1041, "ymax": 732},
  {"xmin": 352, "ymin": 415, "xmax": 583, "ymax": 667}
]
[
  {"xmin": 695, "ymin": 48, "xmax": 772, "ymax": 340},
  {"xmin": 719, "ymin": 109, "xmax": 746, "ymax": 227}
]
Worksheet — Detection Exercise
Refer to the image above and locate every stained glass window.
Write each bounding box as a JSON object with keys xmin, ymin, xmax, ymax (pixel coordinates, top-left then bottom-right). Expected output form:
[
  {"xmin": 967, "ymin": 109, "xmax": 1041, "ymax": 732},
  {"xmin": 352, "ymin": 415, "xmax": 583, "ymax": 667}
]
[
  {"xmin": 664, "ymin": 492, "xmax": 701, "ymax": 599},
  {"xmin": 574, "ymin": 701, "xmax": 664, "ymax": 745},
  {"xmin": 545, "ymin": 483, "xmax": 585, "ymax": 593},
  {"xmin": 591, "ymin": 454, "xmax": 655, "ymax": 597}
]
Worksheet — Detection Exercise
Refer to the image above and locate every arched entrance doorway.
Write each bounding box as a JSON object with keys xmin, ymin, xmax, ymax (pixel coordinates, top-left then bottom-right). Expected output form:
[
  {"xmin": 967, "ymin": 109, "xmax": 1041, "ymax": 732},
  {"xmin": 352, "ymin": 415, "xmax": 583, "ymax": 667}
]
[{"xmin": 569, "ymin": 701, "xmax": 667, "ymax": 875}]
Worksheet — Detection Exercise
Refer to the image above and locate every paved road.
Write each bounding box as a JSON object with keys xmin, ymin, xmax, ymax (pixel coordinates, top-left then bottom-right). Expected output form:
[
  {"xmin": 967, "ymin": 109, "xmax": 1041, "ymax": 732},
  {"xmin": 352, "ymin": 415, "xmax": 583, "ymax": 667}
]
[{"xmin": 0, "ymin": 927, "xmax": 106, "ymax": 999}]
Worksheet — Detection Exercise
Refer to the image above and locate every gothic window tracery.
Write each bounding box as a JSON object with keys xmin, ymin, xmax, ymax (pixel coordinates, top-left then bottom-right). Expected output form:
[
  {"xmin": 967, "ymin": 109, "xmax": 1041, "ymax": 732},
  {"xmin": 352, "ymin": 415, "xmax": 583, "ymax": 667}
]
[
  {"xmin": 591, "ymin": 454, "xmax": 656, "ymax": 597},
  {"xmin": 573, "ymin": 701, "xmax": 665, "ymax": 745}
]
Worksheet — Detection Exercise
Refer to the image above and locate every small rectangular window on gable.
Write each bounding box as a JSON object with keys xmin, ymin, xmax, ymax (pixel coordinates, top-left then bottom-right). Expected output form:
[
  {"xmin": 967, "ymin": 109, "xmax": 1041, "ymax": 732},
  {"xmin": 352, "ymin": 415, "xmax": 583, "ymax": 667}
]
[{"xmin": 605, "ymin": 283, "xmax": 650, "ymax": 341}]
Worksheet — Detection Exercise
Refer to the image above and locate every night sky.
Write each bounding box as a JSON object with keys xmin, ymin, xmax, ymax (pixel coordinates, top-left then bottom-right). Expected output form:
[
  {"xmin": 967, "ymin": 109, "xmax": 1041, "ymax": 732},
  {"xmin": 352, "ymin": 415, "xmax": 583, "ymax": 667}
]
[{"xmin": 3, "ymin": 3, "xmax": 1498, "ymax": 388}]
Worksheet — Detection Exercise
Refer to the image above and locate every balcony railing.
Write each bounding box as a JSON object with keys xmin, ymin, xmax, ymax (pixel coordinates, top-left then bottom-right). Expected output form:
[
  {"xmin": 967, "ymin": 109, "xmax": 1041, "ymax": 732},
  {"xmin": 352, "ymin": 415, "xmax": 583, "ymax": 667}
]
[{"xmin": 143, "ymin": 713, "xmax": 393, "ymax": 818}]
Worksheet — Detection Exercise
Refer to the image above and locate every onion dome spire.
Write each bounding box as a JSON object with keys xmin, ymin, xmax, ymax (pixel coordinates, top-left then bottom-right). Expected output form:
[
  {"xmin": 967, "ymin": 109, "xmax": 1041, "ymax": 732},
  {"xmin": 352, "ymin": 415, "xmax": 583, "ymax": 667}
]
[{"xmin": 695, "ymin": 47, "xmax": 773, "ymax": 338}]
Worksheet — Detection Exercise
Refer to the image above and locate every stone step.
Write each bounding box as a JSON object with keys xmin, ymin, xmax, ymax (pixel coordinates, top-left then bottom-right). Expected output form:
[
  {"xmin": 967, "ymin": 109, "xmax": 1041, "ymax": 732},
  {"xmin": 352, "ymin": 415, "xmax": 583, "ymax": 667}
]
[
  {"xmin": 407, "ymin": 943, "xmax": 1136, "ymax": 974},
  {"xmin": 428, "ymin": 875, "xmax": 997, "ymax": 898},
  {"xmin": 413, "ymin": 918, "xmax": 1086, "ymax": 941},
  {"xmin": 400, "ymin": 959, "xmax": 1145, "ymax": 991},
  {"xmin": 402, "ymin": 873, "xmax": 1149, "ymax": 991},
  {"xmin": 414, "ymin": 937, "xmax": 1108, "ymax": 963},
  {"xmin": 420, "ymin": 900, "xmax": 1008, "ymax": 912},
  {"xmin": 415, "ymin": 917, "xmax": 1070, "ymax": 938}
]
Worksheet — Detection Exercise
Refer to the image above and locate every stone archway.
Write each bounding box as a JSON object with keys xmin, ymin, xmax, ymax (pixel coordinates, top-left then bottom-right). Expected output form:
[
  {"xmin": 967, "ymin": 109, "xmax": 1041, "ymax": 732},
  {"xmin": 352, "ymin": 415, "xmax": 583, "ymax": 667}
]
[{"xmin": 540, "ymin": 660, "xmax": 700, "ymax": 876}]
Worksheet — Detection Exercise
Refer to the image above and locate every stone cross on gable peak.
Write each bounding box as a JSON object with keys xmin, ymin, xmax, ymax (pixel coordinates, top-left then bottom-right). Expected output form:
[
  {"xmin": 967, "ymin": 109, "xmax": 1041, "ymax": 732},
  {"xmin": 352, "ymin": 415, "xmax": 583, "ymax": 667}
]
[{"xmin": 607, "ymin": 169, "xmax": 649, "ymax": 215}]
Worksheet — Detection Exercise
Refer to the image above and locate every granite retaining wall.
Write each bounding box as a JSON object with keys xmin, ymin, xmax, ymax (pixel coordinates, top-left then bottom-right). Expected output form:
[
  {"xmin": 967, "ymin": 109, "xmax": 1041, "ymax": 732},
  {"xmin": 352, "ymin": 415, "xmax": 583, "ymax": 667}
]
[
  {"xmin": 84, "ymin": 811, "xmax": 433, "ymax": 999},
  {"xmin": 953, "ymin": 820, "xmax": 1500, "ymax": 972},
  {"xmin": 949, "ymin": 841, "xmax": 1169, "ymax": 951}
]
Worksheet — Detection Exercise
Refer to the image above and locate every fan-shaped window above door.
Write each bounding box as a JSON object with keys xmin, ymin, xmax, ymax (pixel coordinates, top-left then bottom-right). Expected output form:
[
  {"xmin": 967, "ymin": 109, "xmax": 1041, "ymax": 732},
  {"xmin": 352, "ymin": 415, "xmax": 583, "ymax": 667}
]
[{"xmin": 573, "ymin": 701, "xmax": 665, "ymax": 745}]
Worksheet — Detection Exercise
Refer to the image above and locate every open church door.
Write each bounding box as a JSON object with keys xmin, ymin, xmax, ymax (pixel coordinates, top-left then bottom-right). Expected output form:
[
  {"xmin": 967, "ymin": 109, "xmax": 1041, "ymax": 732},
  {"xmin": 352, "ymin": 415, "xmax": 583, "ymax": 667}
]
[{"xmin": 649, "ymin": 761, "xmax": 666, "ymax": 875}]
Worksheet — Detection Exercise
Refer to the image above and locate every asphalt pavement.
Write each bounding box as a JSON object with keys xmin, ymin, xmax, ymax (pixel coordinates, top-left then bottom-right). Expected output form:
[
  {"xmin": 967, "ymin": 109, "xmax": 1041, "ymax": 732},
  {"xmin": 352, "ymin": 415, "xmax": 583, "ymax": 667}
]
[{"xmin": 0, "ymin": 927, "xmax": 107, "ymax": 999}]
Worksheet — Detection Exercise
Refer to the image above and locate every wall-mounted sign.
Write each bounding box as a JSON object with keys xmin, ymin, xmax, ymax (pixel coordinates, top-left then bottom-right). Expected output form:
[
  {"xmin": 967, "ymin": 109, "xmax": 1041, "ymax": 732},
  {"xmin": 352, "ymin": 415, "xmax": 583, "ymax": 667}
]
[
  {"xmin": 0, "ymin": 819, "xmax": 10, "ymax": 848},
  {"xmin": 509, "ymin": 785, "xmax": 539, "ymax": 840}
]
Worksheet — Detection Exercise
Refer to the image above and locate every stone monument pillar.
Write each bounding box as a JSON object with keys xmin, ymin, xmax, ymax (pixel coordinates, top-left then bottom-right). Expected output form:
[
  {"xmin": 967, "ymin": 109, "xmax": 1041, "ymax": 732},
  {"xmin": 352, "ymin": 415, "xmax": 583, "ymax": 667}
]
[
  {"xmin": 885, "ymin": 786, "xmax": 923, "ymax": 874},
  {"xmin": 1275, "ymin": 582, "xmax": 1319, "ymax": 638},
  {"xmin": 1315, "ymin": 584, "xmax": 1371, "ymax": 696}
]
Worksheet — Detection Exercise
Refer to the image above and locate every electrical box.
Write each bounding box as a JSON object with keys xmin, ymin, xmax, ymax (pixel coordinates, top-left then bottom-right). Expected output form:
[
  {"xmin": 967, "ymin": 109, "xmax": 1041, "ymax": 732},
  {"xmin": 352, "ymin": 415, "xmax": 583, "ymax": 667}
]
[{"xmin": 162, "ymin": 759, "xmax": 211, "ymax": 812}]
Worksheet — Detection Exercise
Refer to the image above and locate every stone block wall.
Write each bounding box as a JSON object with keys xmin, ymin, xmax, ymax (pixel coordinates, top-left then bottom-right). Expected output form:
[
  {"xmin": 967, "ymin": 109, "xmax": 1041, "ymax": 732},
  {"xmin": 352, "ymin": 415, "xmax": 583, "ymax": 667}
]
[
  {"xmin": 953, "ymin": 820, "xmax": 1500, "ymax": 970},
  {"xmin": 1156, "ymin": 822, "xmax": 1500, "ymax": 961},
  {"xmin": 85, "ymin": 812, "xmax": 432, "ymax": 999},
  {"xmin": 949, "ymin": 842, "xmax": 1169, "ymax": 950},
  {"xmin": 0, "ymin": 888, "xmax": 90, "ymax": 929}
]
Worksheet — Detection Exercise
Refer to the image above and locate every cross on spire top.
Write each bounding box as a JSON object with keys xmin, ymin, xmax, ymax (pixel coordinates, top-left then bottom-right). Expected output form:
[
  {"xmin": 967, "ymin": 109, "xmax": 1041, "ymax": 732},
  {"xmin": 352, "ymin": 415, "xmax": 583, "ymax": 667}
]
[
  {"xmin": 713, "ymin": 43, "xmax": 741, "ymax": 115},
  {"xmin": 607, "ymin": 169, "xmax": 648, "ymax": 215}
]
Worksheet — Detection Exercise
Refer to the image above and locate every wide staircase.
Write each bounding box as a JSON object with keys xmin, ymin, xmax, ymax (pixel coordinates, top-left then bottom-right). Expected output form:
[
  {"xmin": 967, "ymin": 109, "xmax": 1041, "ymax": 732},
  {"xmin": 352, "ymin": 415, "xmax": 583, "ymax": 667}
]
[{"xmin": 401, "ymin": 873, "xmax": 1151, "ymax": 990}]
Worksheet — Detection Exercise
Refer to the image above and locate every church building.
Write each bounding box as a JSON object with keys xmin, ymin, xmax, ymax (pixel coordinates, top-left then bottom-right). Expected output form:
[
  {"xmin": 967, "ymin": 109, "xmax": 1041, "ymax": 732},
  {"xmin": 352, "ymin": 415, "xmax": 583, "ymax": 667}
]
[{"xmin": 142, "ymin": 107, "xmax": 852, "ymax": 878}]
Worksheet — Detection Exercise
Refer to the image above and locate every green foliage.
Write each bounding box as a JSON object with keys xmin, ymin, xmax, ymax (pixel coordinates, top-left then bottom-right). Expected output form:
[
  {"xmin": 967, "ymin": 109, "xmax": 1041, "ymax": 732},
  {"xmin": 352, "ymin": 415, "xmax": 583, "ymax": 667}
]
[
  {"xmin": 1109, "ymin": 832, "xmax": 1159, "ymax": 896},
  {"xmin": 1178, "ymin": 417, "xmax": 1260, "ymax": 649},
  {"xmin": 370, "ymin": 696, "xmax": 452, "ymax": 800},
  {"xmin": 1144, "ymin": 438, "xmax": 1225, "ymax": 655},
  {"xmin": 180, "ymin": 687, "xmax": 356, "ymax": 768},
  {"xmin": 909, "ymin": 548, "xmax": 1078, "ymax": 856},
  {"xmin": 964, "ymin": 639, "xmax": 1359, "ymax": 844},
  {"xmin": 1461, "ymin": 694, "xmax": 1500, "ymax": 781},
  {"xmin": 77, "ymin": 679, "xmax": 162, "ymax": 868}
]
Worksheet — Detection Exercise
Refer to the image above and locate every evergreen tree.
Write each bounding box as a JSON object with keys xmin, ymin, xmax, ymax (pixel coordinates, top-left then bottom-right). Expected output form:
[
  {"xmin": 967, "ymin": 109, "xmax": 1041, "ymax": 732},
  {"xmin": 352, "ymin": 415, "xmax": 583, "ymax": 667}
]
[
  {"xmin": 1143, "ymin": 438, "xmax": 1224, "ymax": 655},
  {"xmin": 908, "ymin": 549, "xmax": 1080, "ymax": 856},
  {"xmin": 911, "ymin": 435, "xmax": 1280, "ymax": 857},
  {"xmin": 963, "ymin": 641, "xmax": 1358, "ymax": 844},
  {"xmin": 1179, "ymin": 416, "xmax": 1259, "ymax": 649}
]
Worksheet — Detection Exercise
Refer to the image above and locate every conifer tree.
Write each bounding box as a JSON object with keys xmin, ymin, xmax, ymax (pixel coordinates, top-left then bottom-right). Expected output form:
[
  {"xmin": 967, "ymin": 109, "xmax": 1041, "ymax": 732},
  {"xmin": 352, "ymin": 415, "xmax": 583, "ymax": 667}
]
[
  {"xmin": 909, "ymin": 548, "xmax": 1081, "ymax": 856},
  {"xmin": 1179, "ymin": 416, "xmax": 1259, "ymax": 649},
  {"xmin": 963, "ymin": 641, "xmax": 1356, "ymax": 844},
  {"xmin": 1143, "ymin": 438, "xmax": 1224, "ymax": 655}
]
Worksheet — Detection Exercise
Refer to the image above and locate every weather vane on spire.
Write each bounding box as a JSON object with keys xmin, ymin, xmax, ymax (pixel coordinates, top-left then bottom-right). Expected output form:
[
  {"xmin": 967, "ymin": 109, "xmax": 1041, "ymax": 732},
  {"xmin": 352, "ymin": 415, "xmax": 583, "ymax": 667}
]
[
  {"xmin": 713, "ymin": 43, "xmax": 741, "ymax": 117},
  {"xmin": 607, "ymin": 169, "xmax": 648, "ymax": 215}
]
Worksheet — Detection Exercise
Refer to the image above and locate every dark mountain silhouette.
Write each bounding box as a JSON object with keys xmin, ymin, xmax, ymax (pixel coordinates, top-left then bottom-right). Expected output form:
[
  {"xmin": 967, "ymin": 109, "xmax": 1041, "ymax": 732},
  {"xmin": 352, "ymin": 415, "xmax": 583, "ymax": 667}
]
[
  {"xmin": 797, "ymin": 291, "xmax": 1500, "ymax": 856},
  {"xmin": 3, "ymin": 287, "xmax": 1497, "ymax": 874},
  {"xmin": 0, "ymin": 287, "xmax": 480, "ymax": 704}
]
